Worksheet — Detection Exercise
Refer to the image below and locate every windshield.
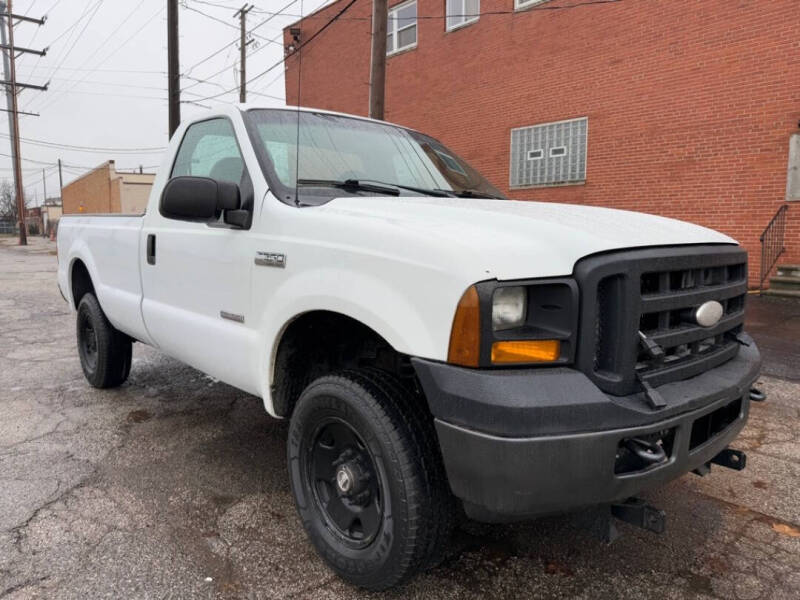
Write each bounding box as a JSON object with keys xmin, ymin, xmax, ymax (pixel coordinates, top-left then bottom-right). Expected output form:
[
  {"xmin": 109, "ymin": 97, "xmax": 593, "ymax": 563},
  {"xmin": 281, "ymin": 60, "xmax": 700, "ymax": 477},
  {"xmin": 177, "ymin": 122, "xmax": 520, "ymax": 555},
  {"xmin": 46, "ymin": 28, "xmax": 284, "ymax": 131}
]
[{"xmin": 244, "ymin": 109, "xmax": 506, "ymax": 205}]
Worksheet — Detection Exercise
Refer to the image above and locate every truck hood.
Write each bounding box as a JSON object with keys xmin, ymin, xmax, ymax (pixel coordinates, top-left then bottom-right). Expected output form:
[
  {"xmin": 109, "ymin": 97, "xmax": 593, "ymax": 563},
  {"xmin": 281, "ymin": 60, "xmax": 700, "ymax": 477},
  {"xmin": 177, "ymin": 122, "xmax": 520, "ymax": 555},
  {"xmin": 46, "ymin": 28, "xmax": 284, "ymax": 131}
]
[{"xmin": 317, "ymin": 196, "xmax": 737, "ymax": 280}]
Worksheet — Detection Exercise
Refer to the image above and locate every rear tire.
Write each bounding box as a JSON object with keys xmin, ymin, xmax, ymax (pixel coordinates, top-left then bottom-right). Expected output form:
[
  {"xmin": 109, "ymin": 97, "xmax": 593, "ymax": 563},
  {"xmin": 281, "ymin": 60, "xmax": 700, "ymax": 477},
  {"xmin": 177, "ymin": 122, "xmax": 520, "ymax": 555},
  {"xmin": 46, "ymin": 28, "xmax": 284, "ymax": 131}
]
[
  {"xmin": 76, "ymin": 293, "xmax": 132, "ymax": 389},
  {"xmin": 287, "ymin": 369, "xmax": 454, "ymax": 590}
]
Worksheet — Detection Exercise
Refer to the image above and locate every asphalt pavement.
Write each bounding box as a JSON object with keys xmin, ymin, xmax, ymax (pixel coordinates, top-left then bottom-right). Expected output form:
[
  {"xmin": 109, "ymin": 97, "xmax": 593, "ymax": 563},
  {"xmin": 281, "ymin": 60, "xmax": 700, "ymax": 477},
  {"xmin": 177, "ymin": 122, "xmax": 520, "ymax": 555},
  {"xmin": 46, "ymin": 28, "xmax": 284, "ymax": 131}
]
[{"xmin": 1, "ymin": 236, "xmax": 798, "ymax": 599}]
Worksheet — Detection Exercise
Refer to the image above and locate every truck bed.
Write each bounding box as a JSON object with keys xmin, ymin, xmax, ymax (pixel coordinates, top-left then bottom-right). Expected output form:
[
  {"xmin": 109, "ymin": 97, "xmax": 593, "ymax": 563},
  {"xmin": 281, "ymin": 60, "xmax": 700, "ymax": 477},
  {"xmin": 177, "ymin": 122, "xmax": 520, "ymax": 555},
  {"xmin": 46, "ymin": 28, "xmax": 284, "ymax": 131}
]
[{"xmin": 57, "ymin": 214, "xmax": 152, "ymax": 345}]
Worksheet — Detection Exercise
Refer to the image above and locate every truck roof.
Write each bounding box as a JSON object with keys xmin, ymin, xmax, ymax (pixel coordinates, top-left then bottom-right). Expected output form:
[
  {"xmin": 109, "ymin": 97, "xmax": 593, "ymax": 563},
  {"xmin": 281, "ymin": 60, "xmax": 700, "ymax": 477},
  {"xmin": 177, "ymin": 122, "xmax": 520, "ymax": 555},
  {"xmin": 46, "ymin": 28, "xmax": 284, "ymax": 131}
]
[{"xmin": 203, "ymin": 103, "xmax": 416, "ymax": 133}]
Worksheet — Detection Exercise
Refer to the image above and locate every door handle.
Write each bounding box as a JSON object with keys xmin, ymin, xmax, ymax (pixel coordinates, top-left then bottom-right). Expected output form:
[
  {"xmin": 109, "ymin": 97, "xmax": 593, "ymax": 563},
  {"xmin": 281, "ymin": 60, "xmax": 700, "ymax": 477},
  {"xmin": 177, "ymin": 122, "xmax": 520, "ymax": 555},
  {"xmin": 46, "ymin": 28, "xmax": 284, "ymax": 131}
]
[{"xmin": 146, "ymin": 234, "xmax": 156, "ymax": 265}]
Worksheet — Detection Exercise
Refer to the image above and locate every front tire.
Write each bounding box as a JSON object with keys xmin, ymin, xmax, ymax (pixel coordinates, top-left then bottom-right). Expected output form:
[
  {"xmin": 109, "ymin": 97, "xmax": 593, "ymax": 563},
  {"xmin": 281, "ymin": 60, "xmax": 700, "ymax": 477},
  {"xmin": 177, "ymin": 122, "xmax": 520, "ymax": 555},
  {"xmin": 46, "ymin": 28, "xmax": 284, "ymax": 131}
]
[
  {"xmin": 287, "ymin": 369, "xmax": 453, "ymax": 590},
  {"xmin": 76, "ymin": 293, "xmax": 132, "ymax": 389}
]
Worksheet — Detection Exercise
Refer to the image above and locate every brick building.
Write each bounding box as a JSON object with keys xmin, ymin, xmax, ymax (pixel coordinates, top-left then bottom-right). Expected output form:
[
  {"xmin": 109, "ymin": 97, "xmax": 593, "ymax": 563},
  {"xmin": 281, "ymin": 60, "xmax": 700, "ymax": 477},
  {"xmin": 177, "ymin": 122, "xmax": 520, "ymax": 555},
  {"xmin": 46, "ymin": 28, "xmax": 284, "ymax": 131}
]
[
  {"xmin": 283, "ymin": 0, "xmax": 800, "ymax": 289},
  {"xmin": 62, "ymin": 161, "xmax": 155, "ymax": 215}
]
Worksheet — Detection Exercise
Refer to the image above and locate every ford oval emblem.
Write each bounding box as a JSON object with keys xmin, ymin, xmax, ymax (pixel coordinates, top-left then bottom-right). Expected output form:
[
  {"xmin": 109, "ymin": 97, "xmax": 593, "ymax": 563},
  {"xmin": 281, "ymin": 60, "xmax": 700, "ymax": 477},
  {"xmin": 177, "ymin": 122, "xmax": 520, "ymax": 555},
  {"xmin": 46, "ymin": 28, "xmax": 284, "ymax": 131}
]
[{"xmin": 695, "ymin": 300, "xmax": 724, "ymax": 327}]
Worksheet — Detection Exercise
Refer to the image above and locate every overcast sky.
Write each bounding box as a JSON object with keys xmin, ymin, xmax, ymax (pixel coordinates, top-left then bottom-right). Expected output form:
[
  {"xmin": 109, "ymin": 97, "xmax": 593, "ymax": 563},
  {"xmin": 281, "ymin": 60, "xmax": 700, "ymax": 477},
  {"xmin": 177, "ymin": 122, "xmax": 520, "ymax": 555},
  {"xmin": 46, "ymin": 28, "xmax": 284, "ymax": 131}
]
[{"xmin": 2, "ymin": 0, "xmax": 331, "ymax": 205}]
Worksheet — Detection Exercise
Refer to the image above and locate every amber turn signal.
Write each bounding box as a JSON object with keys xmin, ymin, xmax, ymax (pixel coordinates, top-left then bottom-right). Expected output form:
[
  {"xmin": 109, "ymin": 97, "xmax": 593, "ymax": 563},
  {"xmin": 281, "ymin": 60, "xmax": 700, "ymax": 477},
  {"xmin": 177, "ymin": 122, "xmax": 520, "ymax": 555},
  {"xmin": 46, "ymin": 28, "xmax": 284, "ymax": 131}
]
[
  {"xmin": 491, "ymin": 340, "xmax": 560, "ymax": 364},
  {"xmin": 448, "ymin": 285, "xmax": 481, "ymax": 367}
]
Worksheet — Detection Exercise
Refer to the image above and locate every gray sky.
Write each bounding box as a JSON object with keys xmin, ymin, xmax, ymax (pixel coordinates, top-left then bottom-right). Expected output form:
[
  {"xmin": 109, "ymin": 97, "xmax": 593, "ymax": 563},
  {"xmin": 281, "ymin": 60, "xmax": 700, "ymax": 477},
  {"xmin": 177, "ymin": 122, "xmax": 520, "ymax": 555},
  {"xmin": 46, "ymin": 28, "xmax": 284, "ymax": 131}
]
[{"xmin": 2, "ymin": 0, "xmax": 330, "ymax": 205}]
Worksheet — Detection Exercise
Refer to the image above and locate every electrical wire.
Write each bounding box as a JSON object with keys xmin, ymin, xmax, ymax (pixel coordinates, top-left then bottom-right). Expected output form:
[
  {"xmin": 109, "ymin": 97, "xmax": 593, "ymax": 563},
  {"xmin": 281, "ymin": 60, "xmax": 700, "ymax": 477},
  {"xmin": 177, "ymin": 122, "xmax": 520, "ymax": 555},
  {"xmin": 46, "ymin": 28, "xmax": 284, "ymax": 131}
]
[
  {"xmin": 192, "ymin": 0, "xmax": 358, "ymax": 103},
  {"xmin": 35, "ymin": 4, "xmax": 166, "ymax": 113},
  {"xmin": 22, "ymin": 0, "xmax": 63, "ymax": 82},
  {"xmin": 182, "ymin": 0, "xmax": 300, "ymax": 77},
  {"xmin": 37, "ymin": 0, "xmax": 148, "ymax": 93},
  {"xmin": 181, "ymin": 26, "xmax": 285, "ymax": 94},
  {"xmin": 182, "ymin": 4, "xmax": 284, "ymax": 48},
  {"xmin": 190, "ymin": 0, "xmax": 622, "ymax": 103},
  {"xmin": 204, "ymin": 0, "xmax": 622, "ymax": 20},
  {"xmin": 33, "ymin": 0, "xmax": 104, "ymax": 90},
  {"xmin": 0, "ymin": 132, "xmax": 165, "ymax": 154}
]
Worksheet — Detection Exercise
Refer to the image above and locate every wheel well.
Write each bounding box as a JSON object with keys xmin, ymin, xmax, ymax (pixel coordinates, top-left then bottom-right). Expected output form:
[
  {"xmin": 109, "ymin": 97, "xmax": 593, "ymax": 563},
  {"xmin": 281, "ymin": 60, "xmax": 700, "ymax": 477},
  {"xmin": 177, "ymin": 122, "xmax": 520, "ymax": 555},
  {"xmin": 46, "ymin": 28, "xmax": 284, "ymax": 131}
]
[
  {"xmin": 70, "ymin": 260, "xmax": 95, "ymax": 309},
  {"xmin": 271, "ymin": 311, "xmax": 417, "ymax": 418}
]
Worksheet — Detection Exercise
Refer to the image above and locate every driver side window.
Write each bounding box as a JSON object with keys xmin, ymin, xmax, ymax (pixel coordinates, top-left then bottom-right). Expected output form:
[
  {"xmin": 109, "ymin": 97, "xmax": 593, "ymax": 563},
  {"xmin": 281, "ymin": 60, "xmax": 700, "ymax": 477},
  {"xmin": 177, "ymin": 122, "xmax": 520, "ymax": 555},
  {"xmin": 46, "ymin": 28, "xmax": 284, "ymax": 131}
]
[{"xmin": 171, "ymin": 118, "xmax": 245, "ymax": 186}]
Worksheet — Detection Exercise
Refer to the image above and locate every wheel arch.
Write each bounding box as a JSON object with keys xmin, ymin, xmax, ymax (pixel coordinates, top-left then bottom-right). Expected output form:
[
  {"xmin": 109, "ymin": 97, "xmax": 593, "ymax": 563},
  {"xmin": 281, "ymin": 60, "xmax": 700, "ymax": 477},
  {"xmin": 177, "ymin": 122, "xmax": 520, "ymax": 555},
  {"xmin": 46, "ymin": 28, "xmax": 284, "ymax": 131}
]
[
  {"xmin": 69, "ymin": 257, "xmax": 96, "ymax": 309},
  {"xmin": 267, "ymin": 309, "xmax": 420, "ymax": 418}
]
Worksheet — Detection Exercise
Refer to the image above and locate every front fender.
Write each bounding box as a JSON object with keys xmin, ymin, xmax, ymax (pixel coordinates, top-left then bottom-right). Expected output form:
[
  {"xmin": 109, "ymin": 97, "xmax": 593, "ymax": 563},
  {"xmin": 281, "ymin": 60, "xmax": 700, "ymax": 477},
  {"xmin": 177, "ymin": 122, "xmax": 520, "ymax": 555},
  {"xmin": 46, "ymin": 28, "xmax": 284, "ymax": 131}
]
[{"xmin": 254, "ymin": 266, "xmax": 457, "ymax": 416}]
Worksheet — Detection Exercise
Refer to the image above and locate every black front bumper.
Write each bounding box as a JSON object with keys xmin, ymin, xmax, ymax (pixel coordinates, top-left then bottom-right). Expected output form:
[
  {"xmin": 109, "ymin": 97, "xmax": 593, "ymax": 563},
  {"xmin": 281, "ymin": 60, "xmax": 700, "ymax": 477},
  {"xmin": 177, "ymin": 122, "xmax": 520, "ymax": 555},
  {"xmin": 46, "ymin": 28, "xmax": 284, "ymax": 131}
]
[{"xmin": 412, "ymin": 337, "xmax": 761, "ymax": 521}]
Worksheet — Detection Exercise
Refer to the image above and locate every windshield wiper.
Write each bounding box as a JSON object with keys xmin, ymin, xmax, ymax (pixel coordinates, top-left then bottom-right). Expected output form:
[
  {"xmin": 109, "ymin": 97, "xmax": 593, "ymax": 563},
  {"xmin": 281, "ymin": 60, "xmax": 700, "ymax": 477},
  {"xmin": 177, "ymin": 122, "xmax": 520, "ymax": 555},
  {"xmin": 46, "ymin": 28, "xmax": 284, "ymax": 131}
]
[
  {"xmin": 296, "ymin": 178, "xmax": 400, "ymax": 196},
  {"xmin": 436, "ymin": 189, "xmax": 506, "ymax": 200},
  {"xmin": 354, "ymin": 180, "xmax": 452, "ymax": 197}
]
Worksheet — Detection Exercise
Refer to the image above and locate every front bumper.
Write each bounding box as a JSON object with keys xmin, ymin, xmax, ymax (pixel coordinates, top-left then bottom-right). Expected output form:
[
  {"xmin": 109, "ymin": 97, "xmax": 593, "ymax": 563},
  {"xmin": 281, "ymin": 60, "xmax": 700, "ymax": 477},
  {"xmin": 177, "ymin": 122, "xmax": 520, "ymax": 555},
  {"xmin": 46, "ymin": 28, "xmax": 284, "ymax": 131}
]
[{"xmin": 412, "ymin": 337, "xmax": 761, "ymax": 520}]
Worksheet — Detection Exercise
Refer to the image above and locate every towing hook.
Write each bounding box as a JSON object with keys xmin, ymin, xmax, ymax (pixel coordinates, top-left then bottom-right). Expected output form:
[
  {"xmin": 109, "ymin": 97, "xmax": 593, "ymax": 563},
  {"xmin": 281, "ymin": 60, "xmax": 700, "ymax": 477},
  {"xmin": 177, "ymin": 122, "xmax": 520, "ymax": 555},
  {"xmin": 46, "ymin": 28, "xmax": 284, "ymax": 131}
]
[
  {"xmin": 623, "ymin": 438, "xmax": 667, "ymax": 465},
  {"xmin": 749, "ymin": 387, "xmax": 766, "ymax": 402}
]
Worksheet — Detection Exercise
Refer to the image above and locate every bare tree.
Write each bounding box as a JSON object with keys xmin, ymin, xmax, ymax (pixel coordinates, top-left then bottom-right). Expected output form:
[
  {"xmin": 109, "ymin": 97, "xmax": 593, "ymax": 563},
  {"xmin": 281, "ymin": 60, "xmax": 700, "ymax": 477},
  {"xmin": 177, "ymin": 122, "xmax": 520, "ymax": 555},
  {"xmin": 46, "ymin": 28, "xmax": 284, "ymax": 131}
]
[{"xmin": 0, "ymin": 178, "xmax": 27, "ymax": 224}]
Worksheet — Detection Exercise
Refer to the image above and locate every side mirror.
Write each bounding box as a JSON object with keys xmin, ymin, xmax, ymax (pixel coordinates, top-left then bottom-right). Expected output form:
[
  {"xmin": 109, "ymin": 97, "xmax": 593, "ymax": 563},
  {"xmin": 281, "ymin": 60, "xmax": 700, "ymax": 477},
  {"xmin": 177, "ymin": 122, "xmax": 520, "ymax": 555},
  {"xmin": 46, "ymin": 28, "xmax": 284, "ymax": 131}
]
[{"xmin": 160, "ymin": 176, "xmax": 241, "ymax": 222}]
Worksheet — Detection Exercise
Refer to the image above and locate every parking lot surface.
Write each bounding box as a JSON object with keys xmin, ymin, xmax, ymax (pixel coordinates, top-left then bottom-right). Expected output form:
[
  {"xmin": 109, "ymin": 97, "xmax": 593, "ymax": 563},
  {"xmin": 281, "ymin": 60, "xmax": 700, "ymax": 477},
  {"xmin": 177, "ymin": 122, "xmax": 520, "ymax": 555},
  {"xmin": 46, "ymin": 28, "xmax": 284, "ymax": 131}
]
[{"xmin": 1, "ymin": 237, "xmax": 799, "ymax": 599}]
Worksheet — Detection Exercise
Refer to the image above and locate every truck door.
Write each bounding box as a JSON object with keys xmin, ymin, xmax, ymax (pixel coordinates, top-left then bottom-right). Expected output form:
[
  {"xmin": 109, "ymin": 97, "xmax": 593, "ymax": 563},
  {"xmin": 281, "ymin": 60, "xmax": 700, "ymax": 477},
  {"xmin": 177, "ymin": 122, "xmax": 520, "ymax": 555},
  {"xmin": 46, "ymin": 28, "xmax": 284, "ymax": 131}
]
[{"xmin": 140, "ymin": 117, "xmax": 258, "ymax": 394}]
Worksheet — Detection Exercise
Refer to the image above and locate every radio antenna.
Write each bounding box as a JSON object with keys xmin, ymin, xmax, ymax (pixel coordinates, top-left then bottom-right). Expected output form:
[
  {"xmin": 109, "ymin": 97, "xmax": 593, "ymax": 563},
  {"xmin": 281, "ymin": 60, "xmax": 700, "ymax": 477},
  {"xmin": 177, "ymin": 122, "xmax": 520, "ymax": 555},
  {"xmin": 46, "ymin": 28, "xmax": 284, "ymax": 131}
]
[{"xmin": 293, "ymin": 0, "xmax": 304, "ymax": 207}]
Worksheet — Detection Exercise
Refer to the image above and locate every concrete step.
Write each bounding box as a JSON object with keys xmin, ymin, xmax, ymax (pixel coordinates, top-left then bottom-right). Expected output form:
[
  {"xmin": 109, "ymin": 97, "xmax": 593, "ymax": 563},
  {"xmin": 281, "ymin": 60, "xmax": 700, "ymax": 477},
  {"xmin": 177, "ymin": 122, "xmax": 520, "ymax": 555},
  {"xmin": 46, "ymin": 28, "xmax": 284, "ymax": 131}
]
[
  {"xmin": 762, "ymin": 288, "xmax": 800, "ymax": 299},
  {"xmin": 776, "ymin": 264, "xmax": 800, "ymax": 278},
  {"xmin": 768, "ymin": 276, "xmax": 800, "ymax": 291}
]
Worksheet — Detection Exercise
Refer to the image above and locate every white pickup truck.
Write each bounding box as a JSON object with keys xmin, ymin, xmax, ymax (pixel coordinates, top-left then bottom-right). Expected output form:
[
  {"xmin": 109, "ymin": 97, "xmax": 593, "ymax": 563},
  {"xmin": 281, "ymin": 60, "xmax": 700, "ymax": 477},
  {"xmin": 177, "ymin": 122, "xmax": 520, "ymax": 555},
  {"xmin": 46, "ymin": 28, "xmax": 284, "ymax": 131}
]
[{"xmin": 58, "ymin": 105, "xmax": 761, "ymax": 590}]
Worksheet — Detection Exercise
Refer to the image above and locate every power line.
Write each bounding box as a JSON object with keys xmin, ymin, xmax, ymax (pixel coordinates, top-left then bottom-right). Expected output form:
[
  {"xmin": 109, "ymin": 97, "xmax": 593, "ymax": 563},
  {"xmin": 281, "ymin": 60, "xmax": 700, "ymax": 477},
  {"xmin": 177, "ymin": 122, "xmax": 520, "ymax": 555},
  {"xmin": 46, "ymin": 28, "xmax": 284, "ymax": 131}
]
[
  {"xmin": 215, "ymin": 0, "xmax": 622, "ymax": 20},
  {"xmin": 181, "ymin": 25, "xmax": 283, "ymax": 94},
  {"xmin": 33, "ymin": 0, "xmax": 104, "ymax": 91},
  {"xmin": 182, "ymin": 3, "xmax": 283, "ymax": 47},
  {"xmin": 21, "ymin": 0, "xmax": 63, "ymax": 81},
  {"xmin": 0, "ymin": 152, "xmax": 155, "ymax": 173},
  {"xmin": 35, "ymin": 4, "xmax": 166, "ymax": 113},
  {"xmin": 0, "ymin": 132, "xmax": 164, "ymax": 153},
  {"xmin": 191, "ymin": 0, "xmax": 623, "ymax": 103},
  {"xmin": 18, "ymin": 66, "xmax": 165, "ymax": 75},
  {"xmin": 35, "ymin": 0, "xmax": 147, "ymax": 98},
  {"xmin": 194, "ymin": 0, "xmax": 358, "ymax": 103},
  {"xmin": 182, "ymin": 0, "xmax": 300, "ymax": 77}
]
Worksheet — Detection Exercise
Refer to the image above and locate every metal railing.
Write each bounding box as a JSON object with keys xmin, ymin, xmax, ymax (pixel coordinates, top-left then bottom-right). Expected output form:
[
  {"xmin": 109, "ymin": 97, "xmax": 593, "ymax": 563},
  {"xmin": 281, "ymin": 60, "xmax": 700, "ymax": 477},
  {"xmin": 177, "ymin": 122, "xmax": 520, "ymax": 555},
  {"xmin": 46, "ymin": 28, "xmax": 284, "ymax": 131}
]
[
  {"xmin": 0, "ymin": 221, "xmax": 17, "ymax": 235},
  {"xmin": 759, "ymin": 204, "xmax": 788, "ymax": 292}
]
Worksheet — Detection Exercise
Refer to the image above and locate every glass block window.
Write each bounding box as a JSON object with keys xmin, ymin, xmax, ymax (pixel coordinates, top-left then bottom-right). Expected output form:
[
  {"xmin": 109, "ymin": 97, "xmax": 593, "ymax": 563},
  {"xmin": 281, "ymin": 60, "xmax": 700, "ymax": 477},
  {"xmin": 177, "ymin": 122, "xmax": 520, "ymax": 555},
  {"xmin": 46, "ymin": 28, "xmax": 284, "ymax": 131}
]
[
  {"xmin": 509, "ymin": 117, "xmax": 587, "ymax": 187},
  {"xmin": 387, "ymin": 0, "xmax": 417, "ymax": 55},
  {"xmin": 446, "ymin": 0, "xmax": 479, "ymax": 31}
]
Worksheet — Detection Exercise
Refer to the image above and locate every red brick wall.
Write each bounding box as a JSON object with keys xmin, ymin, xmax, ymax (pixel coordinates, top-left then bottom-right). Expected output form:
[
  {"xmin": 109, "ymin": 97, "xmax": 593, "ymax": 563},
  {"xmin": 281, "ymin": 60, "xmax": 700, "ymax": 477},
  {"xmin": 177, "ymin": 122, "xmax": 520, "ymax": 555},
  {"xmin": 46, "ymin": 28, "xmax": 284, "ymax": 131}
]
[{"xmin": 285, "ymin": 0, "xmax": 800, "ymax": 287}]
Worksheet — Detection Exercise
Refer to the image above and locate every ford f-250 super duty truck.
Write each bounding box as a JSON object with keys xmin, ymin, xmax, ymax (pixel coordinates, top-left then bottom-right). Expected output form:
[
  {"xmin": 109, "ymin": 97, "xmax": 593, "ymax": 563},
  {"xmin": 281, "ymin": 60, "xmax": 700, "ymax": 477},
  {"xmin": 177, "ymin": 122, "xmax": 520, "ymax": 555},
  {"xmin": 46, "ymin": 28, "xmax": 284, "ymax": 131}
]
[{"xmin": 57, "ymin": 105, "xmax": 761, "ymax": 590}]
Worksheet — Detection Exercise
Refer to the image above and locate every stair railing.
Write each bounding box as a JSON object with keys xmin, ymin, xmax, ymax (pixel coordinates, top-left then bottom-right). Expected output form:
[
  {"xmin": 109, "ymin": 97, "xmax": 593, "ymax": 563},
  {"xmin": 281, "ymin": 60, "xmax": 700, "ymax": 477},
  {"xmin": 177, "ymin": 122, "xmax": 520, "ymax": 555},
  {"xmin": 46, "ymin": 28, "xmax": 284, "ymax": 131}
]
[{"xmin": 759, "ymin": 204, "xmax": 788, "ymax": 293}]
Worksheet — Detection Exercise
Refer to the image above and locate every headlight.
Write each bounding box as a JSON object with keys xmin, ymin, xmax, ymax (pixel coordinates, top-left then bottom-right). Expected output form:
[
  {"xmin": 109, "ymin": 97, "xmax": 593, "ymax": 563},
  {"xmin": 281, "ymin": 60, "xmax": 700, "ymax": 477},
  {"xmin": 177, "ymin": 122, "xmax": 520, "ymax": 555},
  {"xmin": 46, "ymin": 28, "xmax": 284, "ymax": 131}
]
[
  {"xmin": 448, "ymin": 279, "xmax": 577, "ymax": 368},
  {"xmin": 492, "ymin": 286, "xmax": 526, "ymax": 331}
]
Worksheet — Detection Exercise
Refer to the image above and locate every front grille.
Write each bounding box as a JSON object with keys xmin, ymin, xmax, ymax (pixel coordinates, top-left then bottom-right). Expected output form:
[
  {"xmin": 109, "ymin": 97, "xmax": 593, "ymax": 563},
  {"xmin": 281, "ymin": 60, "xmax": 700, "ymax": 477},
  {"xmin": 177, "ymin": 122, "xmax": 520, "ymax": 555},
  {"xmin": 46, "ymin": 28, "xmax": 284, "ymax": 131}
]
[
  {"xmin": 574, "ymin": 245, "xmax": 748, "ymax": 396},
  {"xmin": 636, "ymin": 263, "xmax": 747, "ymax": 387}
]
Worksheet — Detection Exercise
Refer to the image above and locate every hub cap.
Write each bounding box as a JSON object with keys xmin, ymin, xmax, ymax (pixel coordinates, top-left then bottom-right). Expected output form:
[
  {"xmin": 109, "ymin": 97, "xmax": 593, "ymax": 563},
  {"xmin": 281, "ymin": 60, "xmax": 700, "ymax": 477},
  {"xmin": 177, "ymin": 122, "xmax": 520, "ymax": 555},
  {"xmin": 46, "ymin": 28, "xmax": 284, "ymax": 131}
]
[
  {"xmin": 80, "ymin": 319, "xmax": 98, "ymax": 371},
  {"xmin": 307, "ymin": 419, "xmax": 383, "ymax": 547}
]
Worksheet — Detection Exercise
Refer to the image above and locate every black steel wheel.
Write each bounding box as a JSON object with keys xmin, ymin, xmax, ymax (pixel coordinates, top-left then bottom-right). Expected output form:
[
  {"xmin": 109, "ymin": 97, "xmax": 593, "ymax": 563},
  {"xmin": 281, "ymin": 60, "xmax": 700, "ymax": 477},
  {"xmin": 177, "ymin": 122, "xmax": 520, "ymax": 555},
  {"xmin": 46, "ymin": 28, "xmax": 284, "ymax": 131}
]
[
  {"xmin": 287, "ymin": 369, "xmax": 454, "ymax": 590},
  {"xmin": 76, "ymin": 293, "xmax": 132, "ymax": 389},
  {"xmin": 306, "ymin": 418, "xmax": 383, "ymax": 548},
  {"xmin": 78, "ymin": 318, "xmax": 98, "ymax": 372}
]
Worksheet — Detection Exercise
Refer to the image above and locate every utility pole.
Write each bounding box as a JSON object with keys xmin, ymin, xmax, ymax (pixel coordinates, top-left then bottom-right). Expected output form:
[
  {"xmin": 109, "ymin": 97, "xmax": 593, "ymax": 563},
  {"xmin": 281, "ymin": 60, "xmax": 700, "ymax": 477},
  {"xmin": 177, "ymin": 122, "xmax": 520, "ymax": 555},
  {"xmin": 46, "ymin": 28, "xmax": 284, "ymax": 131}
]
[
  {"xmin": 234, "ymin": 4, "xmax": 253, "ymax": 103},
  {"xmin": 1, "ymin": 0, "xmax": 47, "ymax": 245},
  {"xmin": 41, "ymin": 167, "xmax": 46, "ymax": 200},
  {"xmin": 368, "ymin": 0, "xmax": 387, "ymax": 120},
  {"xmin": 167, "ymin": 0, "xmax": 180, "ymax": 138},
  {"xmin": 57, "ymin": 158, "xmax": 63, "ymax": 196}
]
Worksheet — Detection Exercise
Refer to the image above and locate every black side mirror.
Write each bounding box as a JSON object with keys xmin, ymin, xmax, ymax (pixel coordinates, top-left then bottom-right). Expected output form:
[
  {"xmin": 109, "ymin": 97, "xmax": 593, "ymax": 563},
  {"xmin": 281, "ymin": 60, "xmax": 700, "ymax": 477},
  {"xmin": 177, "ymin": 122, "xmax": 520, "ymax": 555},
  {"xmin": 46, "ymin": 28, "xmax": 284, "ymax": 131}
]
[{"xmin": 160, "ymin": 176, "xmax": 241, "ymax": 222}]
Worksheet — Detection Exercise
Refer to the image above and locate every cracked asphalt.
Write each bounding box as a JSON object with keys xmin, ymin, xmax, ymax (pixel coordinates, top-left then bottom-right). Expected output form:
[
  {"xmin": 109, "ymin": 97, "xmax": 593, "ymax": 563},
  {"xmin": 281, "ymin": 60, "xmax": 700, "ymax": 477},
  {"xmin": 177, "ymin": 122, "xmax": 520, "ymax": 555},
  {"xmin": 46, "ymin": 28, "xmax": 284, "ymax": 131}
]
[{"xmin": 1, "ymin": 236, "xmax": 799, "ymax": 599}]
